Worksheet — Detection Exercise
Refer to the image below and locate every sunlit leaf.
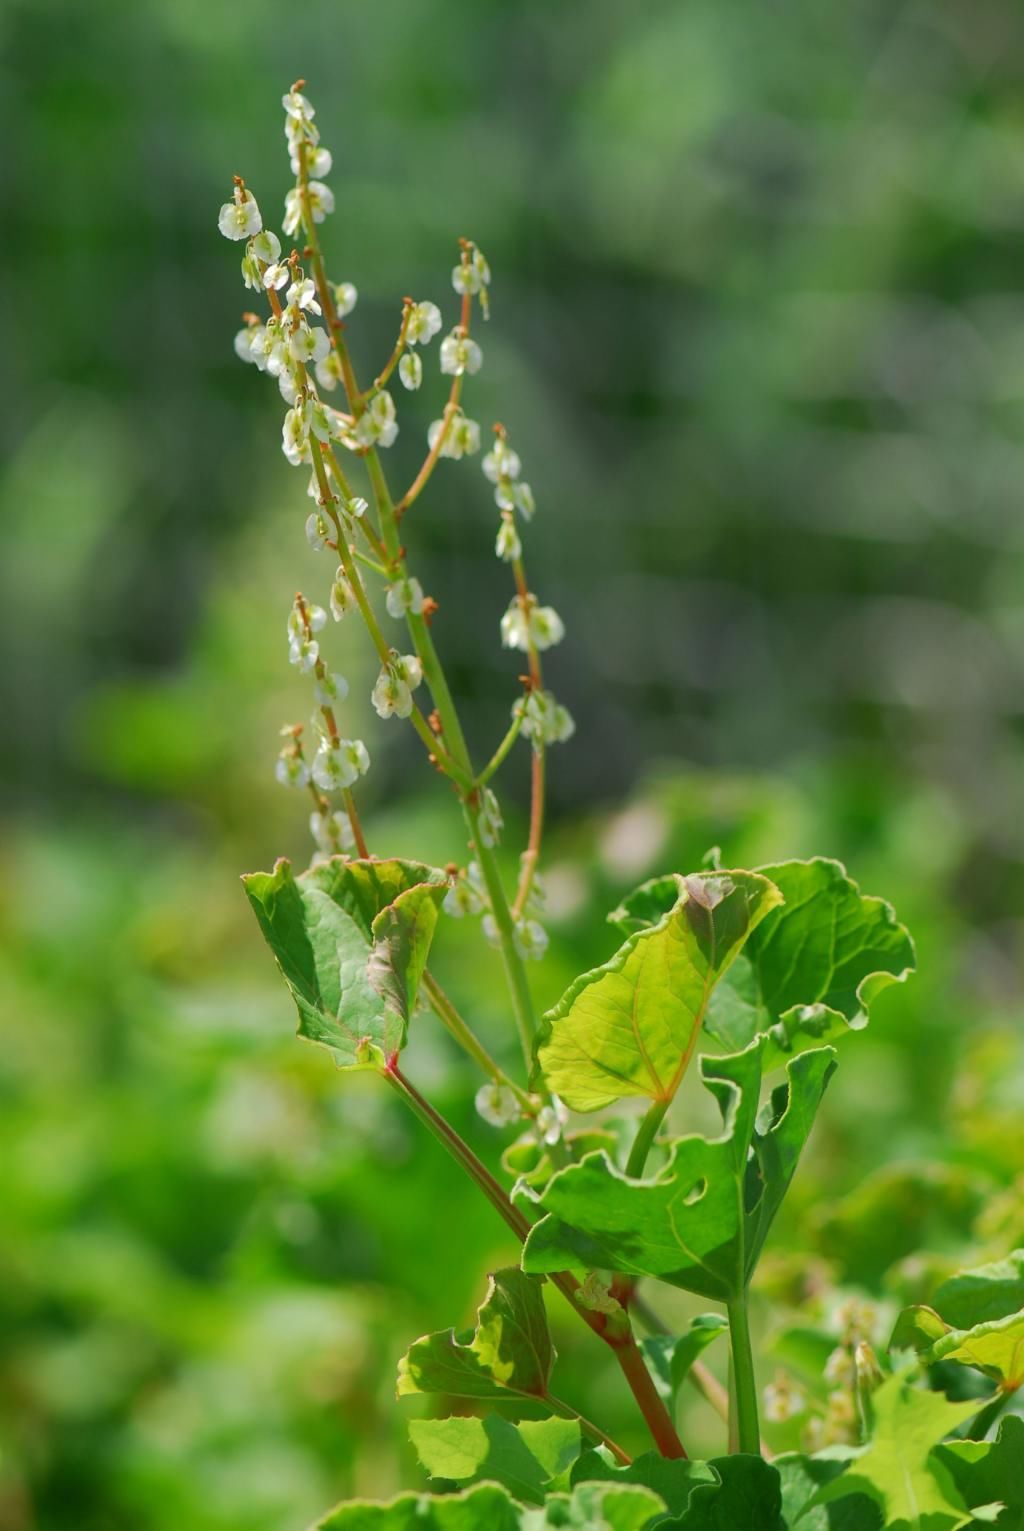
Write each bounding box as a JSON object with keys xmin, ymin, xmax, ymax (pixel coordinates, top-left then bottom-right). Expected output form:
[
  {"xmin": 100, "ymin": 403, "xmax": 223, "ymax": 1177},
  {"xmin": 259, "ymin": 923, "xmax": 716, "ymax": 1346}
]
[
  {"xmin": 409, "ymin": 1416, "xmax": 580, "ymax": 1506},
  {"xmin": 242, "ymin": 857, "xmax": 447, "ymax": 1067},
  {"xmin": 523, "ymin": 1040, "xmax": 836, "ymax": 1301},
  {"xmin": 704, "ymin": 858, "xmax": 915, "ymax": 1064},
  {"xmin": 891, "ymin": 1309, "xmax": 1024, "ymax": 1391},
  {"xmin": 315, "ymin": 1481, "xmax": 524, "ymax": 1529},
  {"xmin": 811, "ymin": 1372, "xmax": 990, "ymax": 1529},
  {"xmin": 930, "ymin": 1251, "xmax": 1024, "ymax": 1329},
  {"xmin": 537, "ymin": 870, "xmax": 781, "ymax": 1112},
  {"xmin": 570, "ymin": 1448, "xmax": 717, "ymax": 1522},
  {"xmin": 397, "ymin": 1269, "xmax": 554, "ymax": 1402}
]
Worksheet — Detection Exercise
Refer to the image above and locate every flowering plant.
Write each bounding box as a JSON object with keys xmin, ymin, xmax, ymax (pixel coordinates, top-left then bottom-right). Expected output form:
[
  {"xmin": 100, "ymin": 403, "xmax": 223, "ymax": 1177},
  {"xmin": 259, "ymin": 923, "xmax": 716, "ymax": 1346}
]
[{"xmin": 221, "ymin": 83, "xmax": 1024, "ymax": 1530}]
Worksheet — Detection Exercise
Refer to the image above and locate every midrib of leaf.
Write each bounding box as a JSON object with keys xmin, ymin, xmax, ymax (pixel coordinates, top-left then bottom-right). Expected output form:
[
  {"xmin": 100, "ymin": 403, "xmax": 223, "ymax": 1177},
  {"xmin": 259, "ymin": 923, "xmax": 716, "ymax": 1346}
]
[{"xmin": 662, "ymin": 896, "xmax": 718, "ymax": 1104}]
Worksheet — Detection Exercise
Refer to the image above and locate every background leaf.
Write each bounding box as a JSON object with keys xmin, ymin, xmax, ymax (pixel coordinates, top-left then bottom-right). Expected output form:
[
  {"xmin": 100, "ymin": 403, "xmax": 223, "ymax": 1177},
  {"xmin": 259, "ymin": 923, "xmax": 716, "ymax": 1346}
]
[
  {"xmin": 642, "ymin": 1317, "xmax": 730, "ymax": 1415},
  {"xmin": 537, "ymin": 870, "xmax": 781, "ymax": 1111},
  {"xmin": 934, "ymin": 1417, "xmax": 1024, "ymax": 1529},
  {"xmin": 316, "ymin": 1482, "xmax": 523, "ymax": 1529}
]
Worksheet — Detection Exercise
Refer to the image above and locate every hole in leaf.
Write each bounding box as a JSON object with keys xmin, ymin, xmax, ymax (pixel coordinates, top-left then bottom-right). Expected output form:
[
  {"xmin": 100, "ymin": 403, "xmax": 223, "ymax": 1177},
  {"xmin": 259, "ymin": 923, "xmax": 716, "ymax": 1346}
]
[{"xmin": 684, "ymin": 1178, "xmax": 707, "ymax": 1205}]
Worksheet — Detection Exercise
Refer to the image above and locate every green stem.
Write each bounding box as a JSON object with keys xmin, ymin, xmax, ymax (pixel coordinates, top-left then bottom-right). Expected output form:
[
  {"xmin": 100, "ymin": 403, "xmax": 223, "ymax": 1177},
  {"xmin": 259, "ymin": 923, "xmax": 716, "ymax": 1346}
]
[
  {"xmin": 625, "ymin": 1099, "xmax": 670, "ymax": 1179},
  {"xmin": 727, "ymin": 1292, "xmax": 761, "ymax": 1455},
  {"xmin": 545, "ymin": 1391, "xmax": 631, "ymax": 1465},
  {"xmin": 421, "ymin": 972, "xmax": 533, "ymax": 1110},
  {"xmin": 476, "ymin": 709, "xmax": 526, "ymax": 787},
  {"xmin": 383, "ymin": 1063, "xmax": 531, "ymax": 1242}
]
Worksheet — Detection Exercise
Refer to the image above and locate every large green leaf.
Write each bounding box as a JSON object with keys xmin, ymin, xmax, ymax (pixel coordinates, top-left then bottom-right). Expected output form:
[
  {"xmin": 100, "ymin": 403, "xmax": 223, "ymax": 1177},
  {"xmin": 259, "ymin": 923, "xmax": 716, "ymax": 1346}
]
[
  {"xmin": 670, "ymin": 1455, "xmax": 785, "ymax": 1529},
  {"xmin": 702, "ymin": 859, "xmax": 914, "ymax": 1064},
  {"xmin": 934, "ymin": 1417, "xmax": 1024, "ymax": 1529},
  {"xmin": 242, "ymin": 857, "xmax": 448, "ymax": 1068},
  {"xmin": 526, "ymin": 1482, "xmax": 667, "ymax": 1530},
  {"xmin": 397, "ymin": 1269, "xmax": 554, "ymax": 1403},
  {"xmin": 641, "ymin": 1316, "xmax": 729, "ymax": 1416},
  {"xmin": 811, "ymin": 1372, "xmax": 990, "ymax": 1529},
  {"xmin": 409, "ymin": 1416, "xmax": 580, "ymax": 1506},
  {"xmin": 537, "ymin": 870, "xmax": 782, "ymax": 1112},
  {"xmin": 522, "ymin": 1040, "xmax": 836, "ymax": 1302}
]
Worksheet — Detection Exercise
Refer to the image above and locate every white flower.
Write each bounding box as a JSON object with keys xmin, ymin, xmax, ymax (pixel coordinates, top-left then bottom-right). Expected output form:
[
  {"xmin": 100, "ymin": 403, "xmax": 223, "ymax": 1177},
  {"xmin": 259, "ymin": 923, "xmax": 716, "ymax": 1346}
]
[
  {"xmin": 262, "ymin": 261, "xmax": 290, "ymax": 291},
  {"xmin": 310, "ymin": 808, "xmax": 355, "ymax": 854},
  {"xmin": 330, "ymin": 570, "xmax": 355, "ymax": 621},
  {"xmin": 218, "ymin": 188, "xmax": 262, "ymax": 241},
  {"xmin": 494, "ymin": 517, "xmax": 521, "ymax": 562},
  {"xmin": 513, "ymin": 482, "xmax": 536, "ymax": 519},
  {"xmin": 452, "ymin": 262, "xmax": 482, "ymax": 296},
  {"xmin": 305, "ymin": 510, "xmax": 331, "ymax": 550},
  {"xmin": 306, "ymin": 180, "xmax": 334, "ymax": 222},
  {"xmin": 476, "ymin": 787, "xmax": 503, "ymax": 847},
  {"xmin": 315, "ymin": 351, "xmax": 345, "ymax": 392},
  {"xmin": 287, "ymin": 277, "xmax": 321, "ymax": 314},
  {"xmin": 282, "ymin": 88, "xmax": 315, "ymax": 122},
  {"xmin": 475, "ymin": 1083, "xmax": 521, "ymax": 1128},
  {"xmin": 535, "ymin": 1097, "xmax": 568, "ymax": 1146},
  {"xmin": 282, "ymin": 404, "xmax": 311, "ymax": 466},
  {"xmin": 473, "ymin": 247, "xmax": 491, "ymax": 287},
  {"xmin": 234, "ymin": 327, "xmax": 259, "ymax": 363},
  {"xmin": 315, "ymin": 671, "xmax": 349, "ymax": 707},
  {"xmin": 399, "ymin": 351, "xmax": 422, "ymax": 390},
  {"xmin": 763, "ymin": 1373, "xmax": 806, "ymax": 1424},
  {"xmin": 406, "ymin": 301, "xmax": 442, "ymax": 345},
  {"xmin": 443, "ymin": 870, "xmax": 485, "ymax": 918},
  {"xmin": 283, "ymin": 188, "xmax": 303, "ymax": 238},
  {"xmin": 483, "ymin": 439, "xmax": 521, "ymax": 484},
  {"xmin": 334, "ymin": 281, "xmax": 358, "ymax": 316},
  {"xmin": 428, "ymin": 412, "xmax": 481, "ymax": 460},
  {"xmin": 517, "ymin": 689, "xmax": 575, "ymax": 746},
  {"xmin": 500, "ymin": 600, "xmax": 566, "ymax": 653},
  {"xmin": 500, "ymin": 601, "xmax": 529, "ymax": 651},
  {"xmin": 312, "ymin": 737, "xmax": 369, "ymax": 791},
  {"xmin": 514, "ymin": 918, "xmax": 549, "ymax": 961},
  {"xmin": 251, "ymin": 230, "xmax": 282, "ymax": 264},
  {"xmin": 289, "ymin": 637, "xmax": 319, "ymax": 672},
  {"xmin": 385, "ymin": 577, "xmax": 425, "ymax": 619},
  {"xmin": 275, "ymin": 748, "xmax": 309, "ymax": 788},
  {"xmin": 291, "ymin": 144, "xmax": 332, "ymax": 178},
  {"xmin": 240, "ymin": 252, "xmax": 262, "ymax": 291},
  {"xmin": 306, "ymin": 603, "xmax": 327, "ymax": 632},
  {"xmin": 824, "ymin": 1347, "xmax": 855, "ymax": 1389},
  {"xmin": 439, "ymin": 331, "xmax": 483, "ymax": 377},
  {"xmin": 356, "ymin": 390, "xmax": 398, "ymax": 449},
  {"xmin": 278, "ymin": 370, "xmax": 298, "ymax": 405},
  {"xmin": 289, "ymin": 325, "xmax": 331, "ymax": 366},
  {"xmin": 371, "ymin": 657, "xmax": 412, "ymax": 720}
]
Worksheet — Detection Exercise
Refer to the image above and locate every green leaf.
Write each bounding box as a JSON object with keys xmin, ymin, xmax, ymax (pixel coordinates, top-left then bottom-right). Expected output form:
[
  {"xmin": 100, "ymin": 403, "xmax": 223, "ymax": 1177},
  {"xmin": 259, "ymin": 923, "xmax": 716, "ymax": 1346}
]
[
  {"xmin": 703, "ymin": 858, "xmax": 915, "ymax": 1064},
  {"xmin": 931, "ymin": 1252, "xmax": 1024, "ymax": 1329},
  {"xmin": 397, "ymin": 1269, "xmax": 554, "ymax": 1402},
  {"xmin": 899, "ymin": 1311, "xmax": 1024, "ymax": 1392},
  {"xmin": 812, "ymin": 1373, "xmax": 990, "ymax": 1529},
  {"xmin": 530, "ymin": 1482, "xmax": 666, "ymax": 1530},
  {"xmin": 242, "ymin": 857, "xmax": 447, "ymax": 1068},
  {"xmin": 523, "ymin": 1040, "xmax": 836, "ymax": 1302},
  {"xmin": 774, "ymin": 1452, "xmax": 882, "ymax": 1530},
  {"xmin": 538, "ymin": 870, "xmax": 782, "ymax": 1112},
  {"xmin": 571, "ymin": 1449, "xmax": 718, "ymax": 1520},
  {"xmin": 670, "ymin": 1455, "xmax": 785, "ymax": 1529},
  {"xmin": 641, "ymin": 1316, "xmax": 729, "ymax": 1415},
  {"xmin": 315, "ymin": 1481, "xmax": 523, "ymax": 1529},
  {"xmin": 409, "ymin": 1416, "xmax": 580, "ymax": 1506},
  {"xmin": 502, "ymin": 1130, "xmax": 620, "ymax": 1191},
  {"xmin": 934, "ymin": 1416, "xmax": 1024, "ymax": 1529}
]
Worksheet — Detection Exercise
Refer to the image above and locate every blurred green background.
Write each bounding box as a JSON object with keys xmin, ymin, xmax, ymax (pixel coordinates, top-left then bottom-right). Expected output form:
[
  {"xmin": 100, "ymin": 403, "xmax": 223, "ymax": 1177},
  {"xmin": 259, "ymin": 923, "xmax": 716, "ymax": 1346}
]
[{"xmin": 3, "ymin": 1, "xmax": 1024, "ymax": 1526}]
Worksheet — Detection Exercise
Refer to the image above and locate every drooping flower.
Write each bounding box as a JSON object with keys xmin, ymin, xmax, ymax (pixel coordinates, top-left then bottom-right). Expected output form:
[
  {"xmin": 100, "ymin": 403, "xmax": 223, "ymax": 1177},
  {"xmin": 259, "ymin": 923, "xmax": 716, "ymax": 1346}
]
[
  {"xmin": 312, "ymin": 736, "xmax": 370, "ymax": 791},
  {"xmin": 398, "ymin": 351, "xmax": 422, "ymax": 391},
  {"xmin": 218, "ymin": 187, "xmax": 262, "ymax": 241},
  {"xmin": 385, "ymin": 577, "xmax": 425, "ymax": 619},
  {"xmin": 439, "ymin": 330, "xmax": 483, "ymax": 377},
  {"xmin": 475, "ymin": 1083, "xmax": 521, "ymax": 1128},
  {"xmin": 406, "ymin": 301, "xmax": 442, "ymax": 345}
]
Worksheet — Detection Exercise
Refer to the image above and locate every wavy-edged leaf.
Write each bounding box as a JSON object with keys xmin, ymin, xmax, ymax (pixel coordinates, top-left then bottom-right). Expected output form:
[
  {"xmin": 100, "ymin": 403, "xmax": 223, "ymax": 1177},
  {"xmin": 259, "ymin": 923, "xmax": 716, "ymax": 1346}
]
[
  {"xmin": 523, "ymin": 1040, "xmax": 836, "ymax": 1302},
  {"xmin": 315, "ymin": 1481, "xmax": 523, "ymax": 1529},
  {"xmin": 397, "ymin": 1269, "xmax": 553, "ymax": 1403},
  {"xmin": 242, "ymin": 856, "xmax": 447, "ymax": 1068},
  {"xmin": 570, "ymin": 1449, "xmax": 717, "ymax": 1522},
  {"xmin": 409, "ymin": 1416, "xmax": 580, "ymax": 1506},
  {"xmin": 502, "ymin": 1129, "xmax": 620, "ymax": 1191},
  {"xmin": 536, "ymin": 1481, "xmax": 666, "ymax": 1531},
  {"xmin": 775, "ymin": 1452, "xmax": 882, "ymax": 1530},
  {"xmin": 704, "ymin": 858, "xmax": 914, "ymax": 1064},
  {"xmin": 642, "ymin": 1316, "xmax": 729, "ymax": 1415},
  {"xmin": 537, "ymin": 871, "xmax": 782, "ymax": 1112},
  {"xmin": 811, "ymin": 1373, "xmax": 991, "ymax": 1528},
  {"xmin": 934, "ymin": 1416, "xmax": 1024, "ymax": 1528}
]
